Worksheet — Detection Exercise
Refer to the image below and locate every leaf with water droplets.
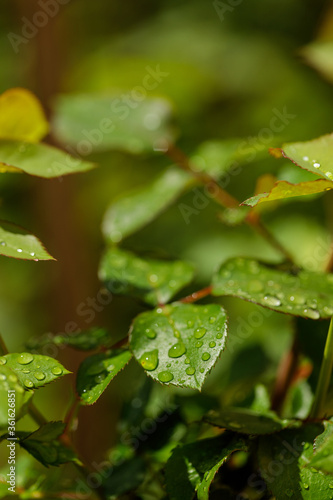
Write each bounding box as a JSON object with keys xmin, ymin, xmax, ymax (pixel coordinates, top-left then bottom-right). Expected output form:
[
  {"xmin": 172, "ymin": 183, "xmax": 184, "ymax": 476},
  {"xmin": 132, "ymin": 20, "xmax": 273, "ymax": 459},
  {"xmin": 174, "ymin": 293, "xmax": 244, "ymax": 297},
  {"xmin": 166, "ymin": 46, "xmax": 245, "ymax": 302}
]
[
  {"xmin": 76, "ymin": 349, "xmax": 132, "ymax": 405},
  {"xmin": 165, "ymin": 433, "xmax": 248, "ymax": 500},
  {"xmin": 0, "ymin": 88, "xmax": 48, "ymax": 144},
  {"xmin": 129, "ymin": 303, "xmax": 228, "ymax": 390},
  {"xmin": 0, "ymin": 365, "xmax": 33, "ymax": 429},
  {"xmin": 0, "ymin": 141, "xmax": 95, "ymax": 178},
  {"xmin": 242, "ymin": 179, "xmax": 333, "ymax": 207},
  {"xmin": 15, "ymin": 422, "xmax": 80, "ymax": 467},
  {"xmin": 0, "ymin": 353, "xmax": 70, "ymax": 390},
  {"xmin": 204, "ymin": 407, "xmax": 295, "ymax": 435},
  {"xmin": 102, "ymin": 167, "xmax": 194, "ymax": 243},
  {"xmin": 258, "ymin": 423, "xmax": 333, "ymax": 499},
  {"xmin": 53, "ymin": 93, "xmax": 176, "ymax": 154},
  {"xmin": 308, "ymin": 418, "xmax": 333, "ymax": 474},
  {"xmin": 27, "ymin": 327, "xmax": 112, "ymax": 352},
  {"xmin": 0, "ymin": 224, "xmax": 54, "ymax": 260},
  {"xmin": 99, "ymin": 247, "xmax": 195, "ymax": 306},
  {"xmin": 212, "ymin": 257, "xmax": 333, "ymax": 319}
]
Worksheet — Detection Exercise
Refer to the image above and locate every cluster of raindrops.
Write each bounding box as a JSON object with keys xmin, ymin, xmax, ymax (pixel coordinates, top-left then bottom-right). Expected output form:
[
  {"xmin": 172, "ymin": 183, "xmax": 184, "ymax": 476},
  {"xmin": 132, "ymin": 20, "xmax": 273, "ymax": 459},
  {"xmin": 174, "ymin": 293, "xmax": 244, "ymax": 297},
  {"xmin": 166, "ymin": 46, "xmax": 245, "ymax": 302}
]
[
  {"xmin": 0, "ymin": 241, "xmax": 37, "ymax": 259},
  {"xmin": 302, "ymin": 155, "xmax": 333, "ymax": 181}
]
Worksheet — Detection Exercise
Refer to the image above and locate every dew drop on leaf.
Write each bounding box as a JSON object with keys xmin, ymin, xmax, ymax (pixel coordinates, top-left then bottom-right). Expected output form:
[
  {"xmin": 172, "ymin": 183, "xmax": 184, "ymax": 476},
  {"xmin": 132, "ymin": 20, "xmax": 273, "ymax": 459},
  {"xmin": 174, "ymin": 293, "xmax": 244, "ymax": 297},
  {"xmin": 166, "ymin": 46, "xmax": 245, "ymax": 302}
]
[
  {"xmin": 209, "ymin": 316, "xmax": 216, "ymax": 324},
  {"xmin": 187, "ymin": 320, "xmax": 194, "ymax": 328},
  {"xmin": 0, "ymin": 241, "xmax": 5, "ymax": 246},
  {"xmin": 263, "ymin": 295, "xmax": 281, "ymax": 307},
  {"xmin": 303, "ymin": 308, "xmax": 320, "ymax": 320},
  {"xmin": 158, "ymin": 371, "xmax": 173, "ymax": 383},
  {"xmin": 145, "ymin": 328, "xmax": 156, "ymax": 339},
  {"xmin": 34, "ymin": 371, "xmax": 46, "ymax": 381},
  {"xmin": 95, "ymin": 373, "xmax": 106, "ymax": 383},
  {"xmin": 0, "ymin": 358, "xmax": 7, "ymax": 365},
  {"xmin": 209, "ymin": 341, "xmax": 216, "ymax": 348},
  {"xmin": 195, "ymin": 341, "xmax": 203, "ymax": 348},
  {"xmin": 24, "ymin": 379, "xmax": 34, "ymax": 389},
  {"xmin": 168, "ymin": 342, "xmax": 186, "ymax": 358},
  {"xmin": 140, "ymin": 349, "xmax": 159, "ymax": 370},
  {"xmin": 194, "ymin": 327, "xmax": 207, "ymax": 339},
  {"xmin": 51, "ymin": 366, "xmax": 63, "ymax": 376},
  {"xmin": 17, "ymin": 353, "xmax": 34, "ymax": 365},
  {"xmin": 186, "ymin": 367, "xmax": 195, "ymax": 376},
  {"xmin": 202, "ymin": 352, "xmax": 211, "ymax": 361}
]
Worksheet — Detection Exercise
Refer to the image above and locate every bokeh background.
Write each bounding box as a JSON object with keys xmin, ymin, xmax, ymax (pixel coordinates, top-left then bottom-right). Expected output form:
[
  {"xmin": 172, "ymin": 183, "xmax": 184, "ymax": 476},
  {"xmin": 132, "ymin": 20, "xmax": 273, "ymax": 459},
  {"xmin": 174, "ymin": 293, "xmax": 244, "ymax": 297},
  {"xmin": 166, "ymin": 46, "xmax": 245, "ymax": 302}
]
[{"xmin": 1, "ymin": 0, "xmax": 333, "ymax": 486}]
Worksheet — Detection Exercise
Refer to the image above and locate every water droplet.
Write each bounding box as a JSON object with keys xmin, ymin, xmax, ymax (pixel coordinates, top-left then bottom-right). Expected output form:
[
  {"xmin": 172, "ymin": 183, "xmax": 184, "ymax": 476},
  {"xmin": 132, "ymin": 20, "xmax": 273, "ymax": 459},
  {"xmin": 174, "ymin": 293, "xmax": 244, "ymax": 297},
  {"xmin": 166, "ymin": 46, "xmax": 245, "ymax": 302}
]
[
  {"xmin": 199, "ymin": 368, "xmax": 204, "ymax": 373},
  {"xmin": 303, "ymin": 483, "xmax": 309, "ymax": 490},
  {"xmin": 158, "ymin": 371, "xmax": 173, "ymax": 383},
  {"xmin": 148, "ymin": 274, "xmax": 159, "ymax": 284},
  {"xmin": 17, "ymin": 248, "xmax": 23, "ymax": 253},
  {"xmin": 140, "ymin": 349, "xmax": 159, "ymax": 370},
  {"xmin": 216, "ymin": 333, "xmax": 223, "ymax": 339},
  {"xmin": 106, "ymin": 364, "xmax": 115, "ymax": 372},
  {"xmin": 174, "ymin": 330, "xmax": 181, "ymax": 338},
  {"xmin": 17, "ymin": 353, "xmax": 34, "ymax": 365},
  {"xmin": 51, "ymin": 366, "xmax": 63, "ymax": 376},
  {"xmin": 168, "ymin": 342, "xmax": 186, "ymax": 358},
  {"xmin": 156, "ymin": 307, "xmax": 163, "ymax": 314},
  {"xmin": 313, "ymin": 162, "xmax": 320, "ymax": 168},
  {"xmin": 329, "ymin": 484, "xmax": 333, "ymax": 489},
  {"xmin": 145, "ymin": 328, "xmax": 156, "ymax": 339},
  {"xmin": 194, "ymin": 328, "xmax": 206, "ymax": 339},
  {"xmin": 289, "ymin": 293, "xmax": 305, "ymax": 305},
  {"xmin": 248, "ymin": 280, "xmax": 264, "ymax": 293},
  {"xmin": 95, "ymin": 373, "xmax": 106, "ymax": 383},
  {"xmin": 0, "ymin": 374, "xmax": 6, "ymax": 381},
  {"xmin": 324, "ymin": 306, "xmax": 333, "ymax": 316},
  {"xmin": 209, "ymin": 341, "xmax": 216, "ymax": 348},
  {"xmin": 30, "ymin": 252, "xmax": 35, "ymax": 257},
  {"xmin": 263, "ymin": 295, "xmax": 281, "ymax": 307},
  {"xmin": 303, "ymin": 156, "xmax": 309, "ymax": 161},
  {"xmin": 21, "ymin": 369, "xmax": 30, "ymax": 374},
  {"xmin": 187, "ymin": 320, "xmax": 194, "ymax": 328},
  {"xmin": 326, "ymin": 171, "xmax": 333, "ymax": 180},
  {"xmin": 0, "ymin": 358, "xmax": 7, "ymax": 365},
  {"xmin": 186, "ymin": 367, "xmax": 195, "ymax": 375},
  {"xmin": 185, "ymin": 358, "xmax": 191, "ymax": 364},
  {"xmin": 195, "ymin": 341, "xmax": 203, "ymax": 348},
  {"xmin": 0, "ymin": 241, "xmax": 5, "ymax": 246},
  {"xmin": 303, "ymin": 308, "xmax": 320, "ymax": 320},
  {"xmin": 209, "ymin": 316, "xmax": 216, "ymax": 324},
  {"xmin": 24, "ymin": 379, "xmax": 34, "ymax": 389},
  {"xmin": 303, "ymin": 443, "xmax": 310, "ymax": 450},
  {"xmin": 202, "ymin": 352, "xmax": 211, "ymax": 361},
  {"xmin": 34, "ymin": 371, "xmax": 46, "ymax": 381},
  {"xmin": 166, "ymin": 363, "xmax": 171, "ymax": 367}
]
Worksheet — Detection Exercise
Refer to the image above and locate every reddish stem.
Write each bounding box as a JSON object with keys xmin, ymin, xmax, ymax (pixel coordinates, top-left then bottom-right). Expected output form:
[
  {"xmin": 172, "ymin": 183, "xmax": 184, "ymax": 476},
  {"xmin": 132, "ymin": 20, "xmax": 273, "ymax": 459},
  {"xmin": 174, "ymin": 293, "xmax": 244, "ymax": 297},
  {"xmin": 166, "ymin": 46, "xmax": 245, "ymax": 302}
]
[{"xmin": 180, "ymin": 286, "xmax": 213, "ymax": 304}]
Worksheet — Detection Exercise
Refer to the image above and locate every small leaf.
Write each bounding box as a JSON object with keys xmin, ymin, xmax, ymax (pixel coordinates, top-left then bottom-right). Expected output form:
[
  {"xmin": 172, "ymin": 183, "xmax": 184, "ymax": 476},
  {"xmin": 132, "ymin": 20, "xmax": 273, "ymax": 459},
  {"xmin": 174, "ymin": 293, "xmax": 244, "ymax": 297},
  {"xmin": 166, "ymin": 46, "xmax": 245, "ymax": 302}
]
[
  {"xmin": 16, "ymin": 422, "xmax": 79, "ymax": 467},
  {"xmin": 0, "ymin": 224, "xmax": 54, "ymax": 260},
  {"xmin": 308, "ymin": 419, "xmax": 333, "ymax": 474},
  {"xmin": 99, "ymin": 247, "xmax": 195, "ymax": 306},
  {"xmin": 204, "ymin": 407, "xmax": 294, "ymax": 435},
  {"xmin": 258, "ymin": 424, "xmax": 333, "ymax": 499},
  {"xmin": 129, "ymin": 303, "xmax": 228, "ymax": 390},
  {"xmin": 0, "ymin": 88, "xmax": 48, "ymax": 143},
  {"xmin": 212, "ymin": 257, "xmax": 333, "ymax": 319},
  {"xmin": 242, "ymin": 179, "xmax": 333, "ymax": 207},
  {"xmin": 165, "ymin": 434, "xmax": 248, "ymax": 500},
  {"xmin": 0, "ymin": 141, "xmax": 95, "ymax": 178},
  {"xmin": 53, "ymin": 93, "xmax": 176, "ymax": 154},
  {"xmin": 27, "ymin": 328, "xmax": 112, "ymax": 352},
  {"xmin": 271, "ymin": 134, "xmax": 333, "ymax": 182},
  {"xmin": 0, "ymin": 353, "xmax": 70, "ymax": 390},
  {"xmin": 102, "ymin": 166, "xmax": 193, "ymax": 243},
  {"xmin": 76, "ymin": 349, "xmax": 132, "ymax": 405},
  {"xmin": 0, "ymin": 365, "xmax": 33, "ymax": 429}
]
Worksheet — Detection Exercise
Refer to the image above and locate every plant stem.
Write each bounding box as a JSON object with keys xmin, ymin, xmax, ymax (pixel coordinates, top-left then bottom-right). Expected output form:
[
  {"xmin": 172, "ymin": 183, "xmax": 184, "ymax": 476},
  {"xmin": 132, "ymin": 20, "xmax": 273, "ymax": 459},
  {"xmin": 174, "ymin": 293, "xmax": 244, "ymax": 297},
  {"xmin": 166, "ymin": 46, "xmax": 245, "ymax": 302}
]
[
  {"xmin": 180, "ymin": 286, "xmax": 213, "ymax": 303},
  {"xmin": 29, "ymin": 403, "xmax": 48, "ymax": 426},
  {"xmin": 271, "ymin": 334, "xmax": 299, "ymax": 413},
  {"xmin": 0, "ymin": 332, "xmax": 8, "ymax": 355},
  {"xmin": 310, "ymin": 316, "xmax": 333, "ymax": 419}
]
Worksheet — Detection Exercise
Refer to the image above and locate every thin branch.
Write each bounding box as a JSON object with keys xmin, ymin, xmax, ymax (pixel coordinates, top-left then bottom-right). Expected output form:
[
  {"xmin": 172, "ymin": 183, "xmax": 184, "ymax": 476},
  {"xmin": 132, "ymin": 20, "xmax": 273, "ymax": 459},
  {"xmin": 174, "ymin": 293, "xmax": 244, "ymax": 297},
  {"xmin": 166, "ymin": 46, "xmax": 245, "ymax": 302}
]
[
  {"xmin": 271, "ymin": 334, "xmax": 300, "ymax": 413},
  {"xmin": 180, "ymin": 286, "xmax": 213, "ymax": 304}
]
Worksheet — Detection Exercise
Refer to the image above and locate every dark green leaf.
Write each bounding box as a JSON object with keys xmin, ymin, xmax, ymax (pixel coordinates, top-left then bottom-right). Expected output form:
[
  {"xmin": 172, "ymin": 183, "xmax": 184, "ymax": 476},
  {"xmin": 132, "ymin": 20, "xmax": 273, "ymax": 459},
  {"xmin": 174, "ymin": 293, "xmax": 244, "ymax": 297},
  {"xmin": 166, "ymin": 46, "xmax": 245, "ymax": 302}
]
[
  {"xmin": 99, "ymin": 247, "xmax": 195, "ymax": 306},
  {"xmin": 53, "ymin": 93, "xmax": 176, "ymax": 154},
  {"xmin": 0, "ymin": 224, "xmax": 54, "ymax": 261},
  {"xmin": 0, "ymin": 365, "xmax": 33, "ymax": 429},
  {"xmin": 102, "ymin": 166, "xmax": 193, "ymax": 243},
  {"xmin": 130, "ymin": 302, "xmax": 228, "ymax": 390},
  {"xmin": 27, "ymin": 328, "xmax": 111, "ymax": 352},
  {"xmin": 212, "ymin": 257, "xmax": 333, "ymax": 319},
  {"xmin": 0, "ymin": 353, "xmax": 70, "ymax": 390},
  {"xmin": 165, "ymin": 434, "xmax": 248, "ymax": 500},
  {"xmin": 76, "ymin": 349, "xmax": 132, "ymax": 405},
  {"xmin": 258, "ymin": 424, "xmax": 333, "ymax": 499},
  {"xmin": 102, "ymin": 457, "xmax": 146, "ymax": 498},
  {"xmin": 308, "ymin": 419, "xmax": 333, "ymax": 474},
  {"xmin": 204, "ymin": 407, "xmax": 294, "ymax": 435}
]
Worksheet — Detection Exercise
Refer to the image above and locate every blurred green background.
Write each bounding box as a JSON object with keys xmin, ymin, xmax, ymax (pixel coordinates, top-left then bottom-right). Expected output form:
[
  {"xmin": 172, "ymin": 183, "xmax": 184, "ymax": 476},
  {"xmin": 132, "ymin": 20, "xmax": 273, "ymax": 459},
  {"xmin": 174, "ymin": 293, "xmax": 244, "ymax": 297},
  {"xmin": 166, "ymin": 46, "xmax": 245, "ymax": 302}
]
[{"xmin": 1, "ymin": 0, "xmax": 333, "ymax": 473}]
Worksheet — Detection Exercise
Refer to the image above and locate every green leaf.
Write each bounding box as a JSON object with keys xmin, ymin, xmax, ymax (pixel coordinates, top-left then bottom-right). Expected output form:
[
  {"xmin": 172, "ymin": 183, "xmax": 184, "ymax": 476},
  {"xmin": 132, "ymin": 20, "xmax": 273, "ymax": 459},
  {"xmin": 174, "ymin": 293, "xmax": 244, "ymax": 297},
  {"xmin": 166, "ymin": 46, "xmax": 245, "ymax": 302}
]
[
  {"xmin": 0, "ymin": 88, "xmax": 48, "ymax": 144},
  {"xmin": 0, "ymin": 365, "xmax": 33, "ymax": 429},
  {"xmin": 102, "ymin": 166, "xmax": 193, "ymax": 243},
  {"xmin": 16, "ymin": 422, "xmax": 79, "ymax": 467},
  {"xmin": 271, "ymin": 134, "xmax": 333, "ymax": 182},
  {"xmin": 129, "ymin": 303, "xmax": 228, "ymax": 390},
  {"xmin": 53, "ymin": 93, "xmax": 176, "ymax": 154},
  {"xmin": 204, "ymin": 407, "xmax": 294, "ymax": 435},
  {"xmin": 307, "ymin": 419, "xmax": 333, "ymax": 474},
  {"xmin": 102, "ymin": 457, "xmax": 146, "ymax": 497},
  {"xmin": 242, "ymin": 179, "xmax": 333, "ymax": 207},
  {"xmin": 165, "ymin": 434, "xmax": 248, "ymax": 500},
  {"xmin": 212, "ymin": 257, "xmax": 333, "ymax": 319},
  {"xmin": 258, "ymin": 424, "xmax": 333, "ymax": 499},
  {"xmin": 27, "ymin": 328, "xmax": 112, "ymax": 352},
  {"xmin": 99, "ymin": 247, "xmax": 195, "ymax": 306},
  {"xmin": 0, "ymin": 141, "xmax": 95, "ymax": 178},
  {"xmin": 0, "ymin": 224, "xmax": 54, "ymax": 261},
  {"xmin": 76, "ymin": 349, "xmax": 132, "ymax": 405},
  {"xmin": 0, "ymin": 353, "xmax": 70, "ymax": 390}
]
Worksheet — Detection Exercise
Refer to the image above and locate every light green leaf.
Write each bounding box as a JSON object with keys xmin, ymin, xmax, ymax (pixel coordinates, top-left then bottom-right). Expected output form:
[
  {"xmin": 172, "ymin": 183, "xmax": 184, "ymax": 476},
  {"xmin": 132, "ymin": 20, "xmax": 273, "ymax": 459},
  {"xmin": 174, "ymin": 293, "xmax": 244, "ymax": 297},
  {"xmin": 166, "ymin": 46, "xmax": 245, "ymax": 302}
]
[
  {"xmin": 0, "ymin": 353, "xmax": 70, "ymax": 390},
  {"xmin": 307, "ymin": 419, "xmax": 333, "ymax": 474},
  {"xmin": 129, "ymin": 303, "xmax": 228, "ymax": 390},
  {"xmin": 52, "ymin": 93, "xmax": 176, "ymax": 154},
  {"xmin": 0, "ymin": 365, "xmax": 33, "ymax": 429},
  {"xmin": 205, "ymin": 407, "xmax": 294, "ymax": 435},
  {"xmin": 302, "ymin": 41, "xmax": 333, "ymax": 85},
  {"xmin": 16, "ymin": 422, "xmax": 80, "ymax": 467},
  {"xmin": 0, "ymin": 224, "xmax": 54, "ymax": 261},
  {"xmin": 102, "ymin": 166, "xmax": 193, "ymax": 243},
  {"xmin": 165, "ymin": 434, "xmax": 248, "ymax": 500},
  {"xmin": 258, "ymin": 424, "xmax": 333, "ymax": 499},
  {"xmin": 0, "ymin": 88, "xmax": 48, "ymax": 144},
  {"xmin": 271, "ymin": 134, "xmax": 333, "ymax": 182},
  {"xmin": 242, "ymin": 179, "xmax": 333, "ymax": 207},
  {"xmin": 27, "ymin": 328, "xmax": 112, "ymax": 352},
  {"xmin": 212, "ymin": 257, "xmax": 333, "ymax": 319},
  {"xmin": 76, "ymin": 349, "xmax": 132, "ymax": 405},
  {"xmin": 0, "ymin": 141, "xmax": 95, "ymax": 178},
  {"xmin": 99, "ymin": 247, "xmax": 195, "ymax": 306}
]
